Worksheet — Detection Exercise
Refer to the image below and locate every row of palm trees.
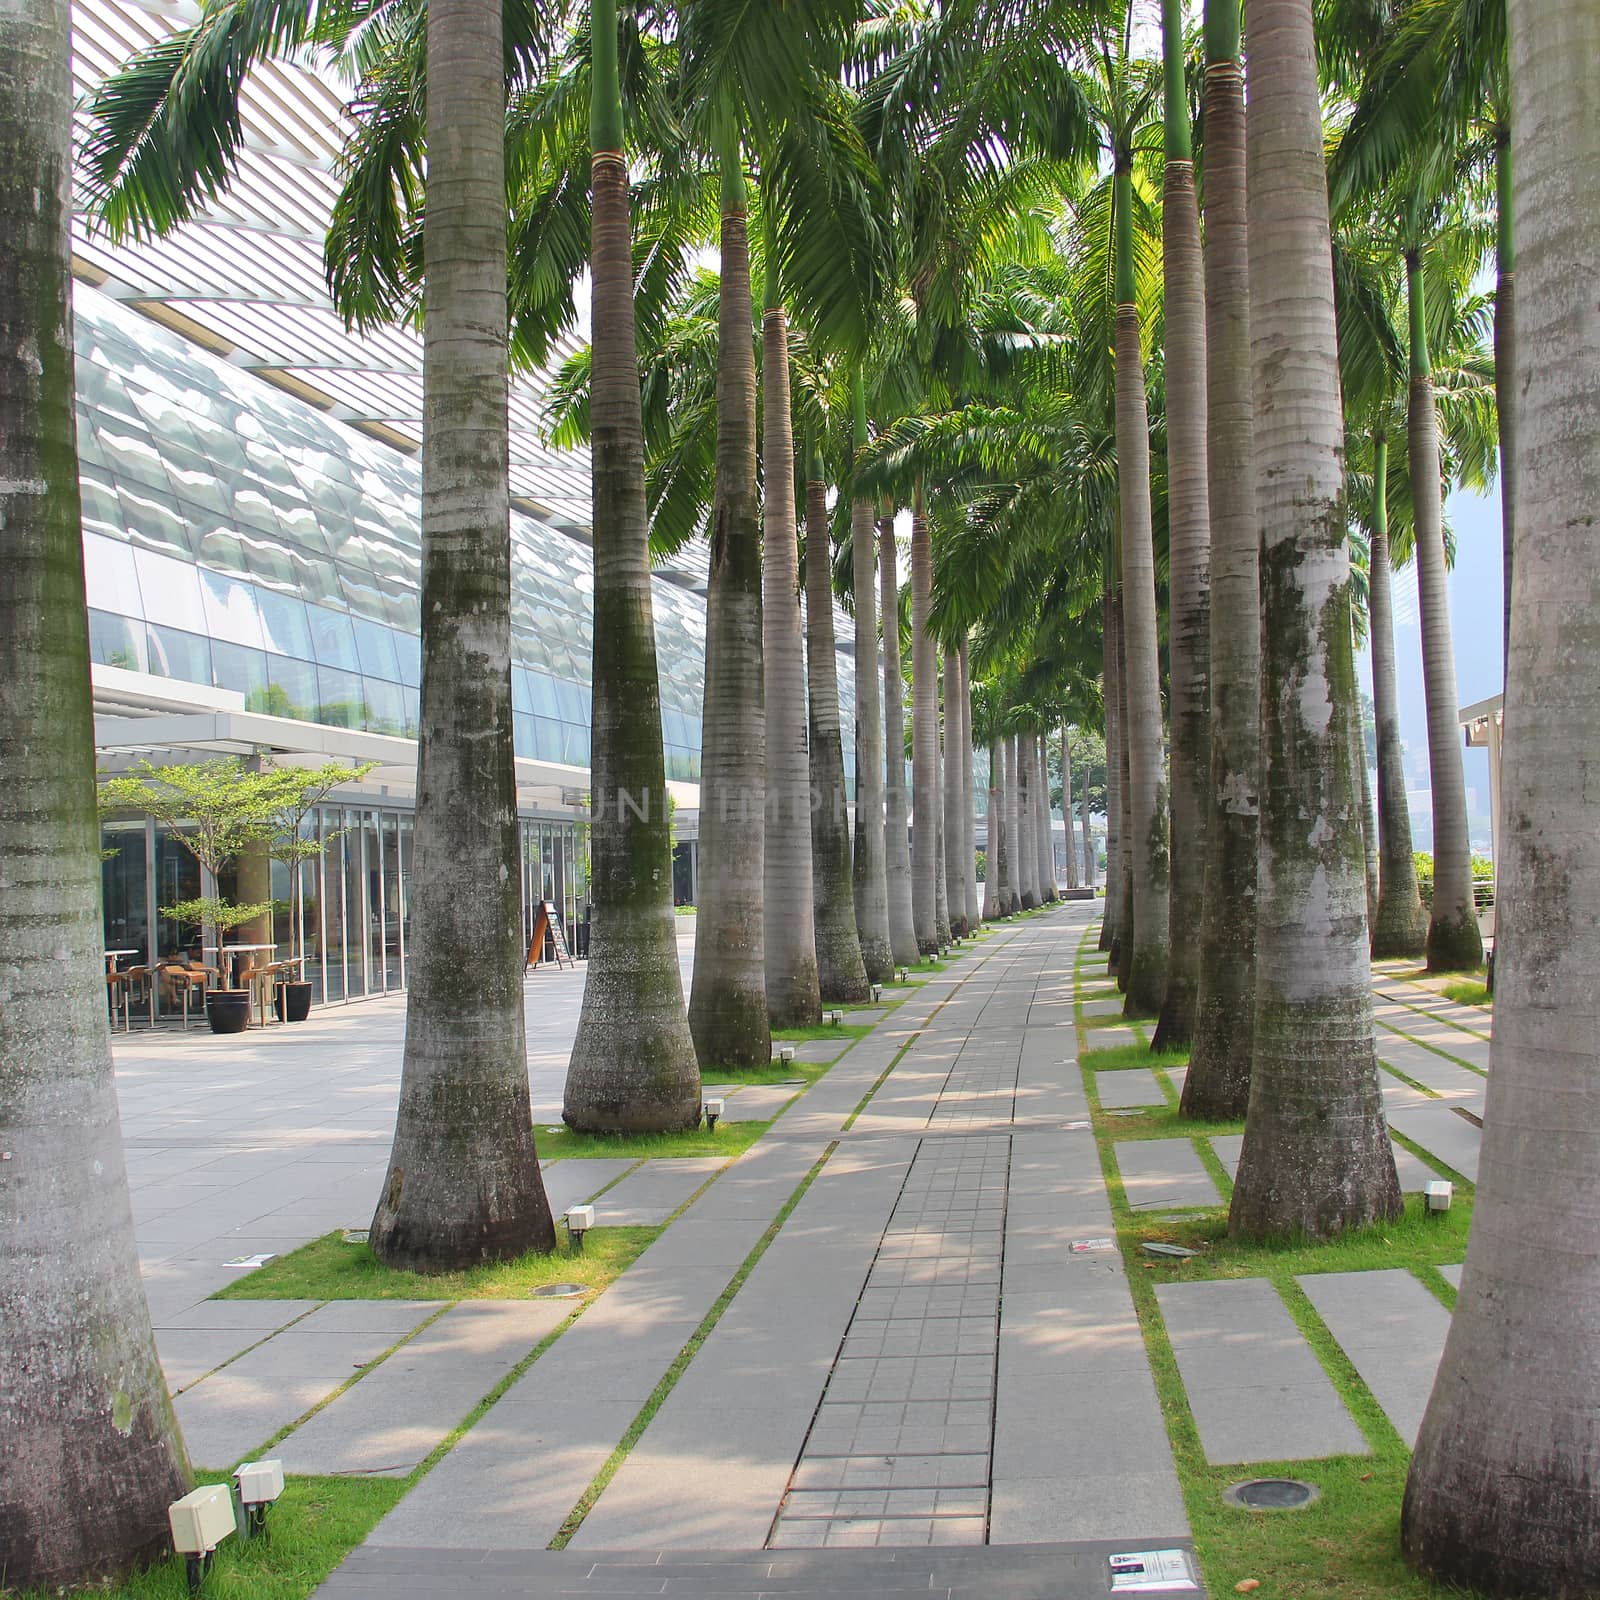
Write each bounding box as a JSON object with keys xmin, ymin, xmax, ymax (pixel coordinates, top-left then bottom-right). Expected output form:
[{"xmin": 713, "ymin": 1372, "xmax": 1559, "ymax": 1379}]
[{"xmin": 5, "ymin": 0, "xmax": 1599, "ymax": 1593}]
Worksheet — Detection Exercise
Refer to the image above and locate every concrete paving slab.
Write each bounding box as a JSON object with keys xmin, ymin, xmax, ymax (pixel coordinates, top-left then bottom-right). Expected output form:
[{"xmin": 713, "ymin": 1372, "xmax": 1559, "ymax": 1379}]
[
  {"xmin": 1079, "ymin": 996, "xmax": 1125, "ymax": 1019},
  {"xmin": 1094, "ymin": 1070, "xmax": 1167, "ymax": 1110},
  {"xmin": 1157, "ymin": 1277, "xmax": 1369, "ymax": 1463},
  {"xmin": 176, "ymin": 1373, "xmax": 340, "ymax": 1467},
  {"xmin": 1113, "ymin": 1139, "xmax": 1221, "ymax": 1211},
  {"xmin": 154, "ymin": 1298, "xmax": 321, "ymax": 1331},
  {"xmin": 539, "ymin": 1159, "xmax": 638, "ymax": 1217},
  {"xmin": 1084, "ymin": 1027, "xmax": 1138, "ymax": 1052},
  {"xmin": 276, "ymin": 1301, "xmax": 570, "ymax": 1476},
  {"xmin": 1298, "ymin": 1269, "xmax": 1452, "ymax": 1446},
  {"xmin": 595, "ymin": 1157, "xmax": 726, "ymax": 1225},
  {"xmin": 1439, "ymin": 1263, "xmax": 1463, "ymax": 1287},
  {"xmin": 1387, "ymin": 1105, "xmax": 1482, "ymax": 1181}
]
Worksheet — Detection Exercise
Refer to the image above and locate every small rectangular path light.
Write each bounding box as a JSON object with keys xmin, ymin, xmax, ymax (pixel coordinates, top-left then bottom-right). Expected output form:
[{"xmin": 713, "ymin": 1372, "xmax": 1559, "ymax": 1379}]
[
  {"xmin": 232, "ymin": 1458, "xmax": 284, "ymax": 1541},
  {"xmin": 169, "ymin": 1484, "xmax": 235, "ymax": 1592},
  {"xmin": 1425, "ymin": 1180, "xmax": 1454, "ymax": 1215},
  {"xmin": 778, "ymin": 1044, "xmax": 795, "ymax": 1063},
  {"xmin": 703, "ymin": 1096, "xmax": 724, "ymax": 1132},
  {"xmin": 565, "ymin": 1203, "xmax": 594, "ymax": 1250}
]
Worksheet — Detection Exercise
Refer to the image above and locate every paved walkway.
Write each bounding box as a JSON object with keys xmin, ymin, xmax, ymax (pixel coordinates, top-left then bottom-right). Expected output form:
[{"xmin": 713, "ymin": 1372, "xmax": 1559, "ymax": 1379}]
[{"xmin": 114, "ymin": 906, "xmax": 1495, "ymax": 1597}]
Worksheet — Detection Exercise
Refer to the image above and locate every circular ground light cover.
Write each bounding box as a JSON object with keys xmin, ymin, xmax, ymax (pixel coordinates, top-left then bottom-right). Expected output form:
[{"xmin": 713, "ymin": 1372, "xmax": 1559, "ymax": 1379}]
[
  {"xmin": 1224, "ymin": 1478, "xmax": 1321, "ymax": 1511},
  {"xmin": 530, "ymin": 1283, "xmax": 587, "ymax": 1299}
]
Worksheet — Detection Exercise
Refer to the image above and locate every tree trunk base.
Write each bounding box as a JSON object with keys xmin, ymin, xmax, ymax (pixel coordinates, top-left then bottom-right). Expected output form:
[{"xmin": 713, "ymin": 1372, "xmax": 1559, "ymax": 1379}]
[
  {"xmin": 1370, "ymin": 893, "xmax": 1429, "ymax": 959},
  {"xmin": 1426, "ymin": 907, "xmax": 1484, "ymax": 973}
]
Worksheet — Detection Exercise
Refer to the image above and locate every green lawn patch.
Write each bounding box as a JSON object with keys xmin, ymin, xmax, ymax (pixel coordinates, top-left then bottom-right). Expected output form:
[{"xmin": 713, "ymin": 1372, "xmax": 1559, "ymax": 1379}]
[
  {"xmin": 1441, "ymin": 980, "xmax": 1490, "ymax": 1008},
  {"xmin": 1097, "ymin": 1107, "xmax": 1245, "ymax": 1141},
  {"xmin": 771, "ymin": 1021, "xmax": 871, "ymax": 1045},
  {"xmin": 1083, "ymin": 1042, "xmax": 1191, "ymax": 1072},
  {"xmin": 700, "ymin": 1059, "xmax": 830, "ymax": 1089},
  {"xmin": 536, "ymin": 1119, "xmax": 769, "ymax": 1161},
  {"xmin": 214, "ymin": 1225, "xmax": 659, "ymax": 1302}
]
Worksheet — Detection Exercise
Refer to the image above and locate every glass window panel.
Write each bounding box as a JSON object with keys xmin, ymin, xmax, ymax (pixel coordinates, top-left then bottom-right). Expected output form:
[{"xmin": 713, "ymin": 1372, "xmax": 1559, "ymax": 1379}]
[
  {"xmin": 352, "ymin": 616, "xmax": 400, "ymax": 681},
  {"xmin": 259, "ymin": 655, "xmax": 317, "ymax": 719},
  {"xmin": 309, "ymin": 606, "xmax": 360, "ymax": 670},
  {"xmin": 527, "ymin": 670, "xmax": 562, "ymax": 718},
  {"xmin": 145, "ymin": 623, "xmax": 212, "ymax": 685},
  {"xmin": 212, "ymin": 639, "xmax": 269, "ymax": 700},
  {"xmin": 362, "ymin": 677, "xmax": 409, "ymax": 736},
  {"xmin": 561, "ymin": 723, "xmax": 590, "ymax": 768},
  {"xmin": 391, "ymin": 629, "xmax": 421, "ymax": 687},
  {"xmin": 83, "ymin": 532, "xmax": 140, "ymax": 617},
  {"xmin": 511, "ymin": 667, "xmax": 533, "ymax": 714},
  {"xmin": 554, "ymin": 678, "xmax": 587, "ymax": 722},
  {"xmin": 199, "ymin": 568, "xmax": 266, "ymax": 648},
  {"xmin": 513, "ymin": 714, "xmax": 535, "ymax": 760},
  {"xmin": 89, "ymin": 609, "xmax": 148, "ymax": 672},
  {"xmin": 256, "ymin": 589, "xmax": 315, "ymax": 658},
  {"xmin": 119, "ymin": 480, "xmax": 195, "ymax": 559},
  {"xmin": 317, "ymin": 666, "xmax": 367, "ymax": 728},
  {"xmin": 135, "ymin": 548, "xmax": 207, "ymax": 632},
  {"xmin": 533, "ymin": 716, "xmax": 565, "ymax": 763},
  {"xmin": 289, "ymin": 552, "xmax": 343, "ymax": 606}
]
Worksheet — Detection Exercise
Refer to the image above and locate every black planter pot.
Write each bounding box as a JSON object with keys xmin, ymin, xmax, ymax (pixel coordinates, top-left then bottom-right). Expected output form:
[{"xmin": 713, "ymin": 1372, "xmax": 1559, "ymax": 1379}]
[
  {"xmin": 206, "ymin": 990, "xmax": 251, "ymax": 1034},
  {"xmin": 274, "ymin": 981, "xmax": 313, "ymax": 1023}
]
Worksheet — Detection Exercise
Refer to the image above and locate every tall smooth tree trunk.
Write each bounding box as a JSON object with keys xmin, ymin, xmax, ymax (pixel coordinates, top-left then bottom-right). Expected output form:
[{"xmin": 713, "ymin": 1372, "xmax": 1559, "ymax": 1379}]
[
  {"xmin": 909, "ymin": 486, "xmax": 940, "ymax": 952},
  {"xmin": 1081, "ymin": 765, "xmax": 1095, "ymax": 888},
  {"xmin": 1000, "ymin": 736, "xmax": 1019, "ymax": 914},
  {"xmin": 689, "ymin": 134, "xmax": 769, "ymax": 1069},
  {"xmin": 374, "ymin": 0, "xmax": 558, "ymax": 1255},
  {"xmin": 760, "ymin": 256, "xmax": 820, "ymax": 1029},
  {"xmin": 1155, "ymin": 0, "xmax": 1212, "ymax": 1050},
  {"xmin": 1015, "ymin": 733, "xmax": 1037, "ymax": 910},
  {"xmin": 1113, "ymin": 159, "xmax": 1171, "ymax": 1015},
  {"xmin": 565, "ymin": 0, "xmax": 701, "ymax": 1131},
  {"xmin": 984, "ymin": 737, "xmax": 1004, "ymax": 919},
  {"xmin": 880, "ymin": 517, "xmax": 918, "ymax": 965},
  {"xmin": 850, "ymin": 382, "xmax": 894, "ymax": 983},
  {"xmin": 1495, "ymin": 129, "xmax": 1516, "ymax": 668},
  {"xmin": 1116, "ymin": 611, "xmax": 1136, "ymax": 992},
  {"xmin": 1403, "ymin": 13, "xmax": 1600, "ymax": 1582},
  {"xmin": 933, "ymin": 660, "xmax": 952, "ymax": 945},
  {"xmin": 1407, "ymin": 249, "xmax": 1483, "ymax": 973},
  {"xmin": 1367, "ymin": 443, "xmax": 1429, "ymax": 957},
  {"xmin": 1100, "ymin": 587, "xmax": 1123, "ymax": 953},
  {"xmin": 1228, "ymin": 0, "xmax": 1401, "ymax": 1240},
  {"xmin": 0, "ymin": 0, "xmax": 192, "ymax": 1577},
  {"xmin": 805, "ymin": 451, "xmax": 871, "ymax": 1003},
  {"xmin": 941, "ymin": 652, "xmax": 967, "ymax": 934},
  {"xmin": 1183, "ymin": 0, "xmax": 1258, "ymax": 1121},
  {"xmin": 1061, "ymin": 728, "xmax": 1080, "ymax": 890},
  {"xmin": 1356, "ymin": 688, "xmax": 1380, "ymax": 926},
  {"xmin": 959, "ymin": 644, "xmax": 981, "ymax": 930},
  {"xmin": 1035, "ymin": 734, "xmax": 1056, "ymax": 901}
]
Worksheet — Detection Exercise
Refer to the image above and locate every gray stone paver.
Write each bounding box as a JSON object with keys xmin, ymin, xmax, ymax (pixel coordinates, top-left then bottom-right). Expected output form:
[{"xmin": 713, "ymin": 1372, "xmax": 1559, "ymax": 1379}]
[
  {"xmin": 538, "ymin": 1158, "xmax": 639, "ymax": 1217},
  {"xmin": 1157, "ymin": 1277, "xmax": 1369, "ymax": 1464},
  {"xmin": 1094, "ymin": 1069, "xmax": 1168, "ymax": 1110},
  {"xmin": 592, "ymin": 1157, "xmax": 726, "ymax": 1225},
  {"xmin": 1114, "ymin": 1139, "xmax": 1222, "ymax": 1211},
  {"xmin": 1298, "ymin": 1269, "xmax": 1451, "ymax": 1446},
  {"xmin": 1084, "ymin": 1026, "xmax": 1138, "ymax": 1052},
  {"xmin": 1387, "ymin": 1105, "xmax": 1482, "ymax": 1181},
  {"xmin": 1439, "ymin": 1263, "xmax": 1463, "ymax": 1287}
]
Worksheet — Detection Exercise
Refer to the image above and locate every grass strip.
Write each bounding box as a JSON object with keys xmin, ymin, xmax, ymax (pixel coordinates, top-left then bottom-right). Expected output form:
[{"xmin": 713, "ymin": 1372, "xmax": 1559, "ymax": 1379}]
[
  {"xmin": 1440, "ymin": 980, "xmax": 1490, "ymax": 1009},
  {"xmin": 215, "ymin": 1226, "xmax": 659, "ymax": 1302},
  {"xmin": 534, "ymin": 1118, "xmax": 771, "ymax": 1161},
  {"xmin": 549, "ymin": 1144, "xmax": 837, "ymax": 1548},
  {"xmin": 1083, "ymin": 1042, "xmax": 1191, "ymax": 1072},
  {"xmin": 772, "ymin": 1021, "xmax": 872, "ymax": 1045}
]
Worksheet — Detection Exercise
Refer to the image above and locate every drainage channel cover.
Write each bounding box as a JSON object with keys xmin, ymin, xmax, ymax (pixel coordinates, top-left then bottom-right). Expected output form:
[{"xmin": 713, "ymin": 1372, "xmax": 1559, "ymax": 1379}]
[
  {"xmin": 529, "ymin": 1282, "xmax": 587, "ymax": 1299},
  {"xmin": 1224, "ymin": 1477, "xmax": 1321, "ymax": 1511}
]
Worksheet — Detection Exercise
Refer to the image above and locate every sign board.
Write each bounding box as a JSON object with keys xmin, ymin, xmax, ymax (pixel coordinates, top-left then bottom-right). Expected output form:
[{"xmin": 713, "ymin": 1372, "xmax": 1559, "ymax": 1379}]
[
  {"xmin": 526, "ymin": 901, "xmax": 574, "ymax": 971},
  {"xmin": 1108, "ymin": 1549, "xmax": 1200, "ymax": 1592}
]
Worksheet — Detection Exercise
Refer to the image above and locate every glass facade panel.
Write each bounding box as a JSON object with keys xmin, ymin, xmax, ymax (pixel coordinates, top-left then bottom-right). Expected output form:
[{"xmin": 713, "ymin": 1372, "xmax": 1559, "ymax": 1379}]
[{"xmin": 146, "ymin": 623, "xmax": 212, "ymax": 685}]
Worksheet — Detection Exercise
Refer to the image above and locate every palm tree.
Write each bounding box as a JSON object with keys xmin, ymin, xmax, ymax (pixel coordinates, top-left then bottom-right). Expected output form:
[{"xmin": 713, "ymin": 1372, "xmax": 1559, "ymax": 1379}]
[
  {"xmin": 1227, "ymin": 0, "xmax": 1401, "ymax": 1239},
  {"xmin": 1182, "ymin": 0, "xmax": 1257, "ymax": 1121},
  {"xmin": 761, "ymin": 229, "xmax": 821, "ymax": 1030},
  {"xmin": 933, "ymin": 658, "xmax": 953, "ymax": 943},
  {"xmin": 1060, "ymin": 725, "xmax": 1080, "ymax": 889},
  {"xmin": 1099, "ymin": 584, "xmax": 1124, "ymax": 955},
  {"xmin": 909, "ymin": 483, "xmax": 941, "ymax": 951},
  {"xmin": 567, "ymin": 0, "xmax": 701, "ymax": 1132},
  {"xmin": 688, "ymin": 129, "xmax": 770, "ymax": 1070},
  {"xmin": 851, "ymin": 377, "xmax": 895, "ymax": 982},
  {"xmin": 1403, "ymin": 7, "xmax": 1600, "ymax": 1581},
  {"xmin": 1, "ymin": 1, "xmax": 193, "ymax": 1580},
  {"xmin": 1034, "ymin": 732, "xmax": 1056, "ymax": 901},
  {"xmin": 806, "ymin": 436, "xmax": 872, "ymax": 1002},
  {"xmin": 370, "ymin": 0, "xmax": 559, "ymax": 1262},
  {"xmin": 958, "ymin": 640, "xmax": 981, "ymax": 929},
  {"xmin": 940, "ymin": 648, "xmax": 967, "ymax": 935},
  {"xmin": 1153, "ymin": 0, "xmax": 1211, "ymax": 1049},
  {"xmin": 880, "ymin": 515, "xmax": 920, "ymax": 965}
]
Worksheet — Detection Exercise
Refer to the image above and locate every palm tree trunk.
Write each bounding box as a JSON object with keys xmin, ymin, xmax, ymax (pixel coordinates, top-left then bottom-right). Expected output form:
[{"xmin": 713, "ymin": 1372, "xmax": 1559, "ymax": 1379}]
[
  {"xmin": 880, "ymin": 517, "xmax": 919, "ymax": 965},
  {"xmin": 1154, "ymin": 0, "xmax": 1212, "ymax": 1050},
  {"xmin": 1060, "ymin": 727, "xmax": 1078, "ymax": 889},
  {"xmin": 689, "ymin": 133, "xmax": 769, "ymax": 1070},
  {"xmin": 1495, "ymin": 128, "xmax": 1515, "ymax": 668},
  {"xmin": 1356, "ymin": 685, "xmax": 1380, "ymax": 927},
  {"xmin": 1028, "ymin": 733, "xmax": 1048, "ymax": 903},
  {"xmin": 0, "ymin": 0, "xmax": 192, "ymax": 1578},
  {"xmin": 909, "ymin": 484, "xmax": 940, "ymax": 952},
  {"xmin": 1228, "ymin": 0, "xmax": 1401, "ymax": 1240},
  {"xmin": 1081, "ymin": 762, "xmax": 1095, "ymax": 889},
  {"xmin": 1183, "ymin": 0, "xmax": 1258, "ymax": 1121},
  {"xmin": 934, "ymin": 656, "xmax": 953, "ymax": 943},
  {"xmin": 850, "ymin": 381, "xmax": 894, "ymax": 983},
  {"xmin": 374, "ymin": 0, "xmax": 559, "ymax": 1254},
  {"xmin": 760, "ymin": 251, "xmax": 820, "ymax": 1029},
  {"xmin": 1402, "ymin": 15, "xmax": 1600, "ymax": 1580},
  {"xmin": 959, "ymin": 642, "xmax": 981, "ymax": 931},
  {"xmin": 1035, "ymin": 734, "xmax": 1056, "ymax": 901},
  {"xmin": 1116, "ymin": 600, "xmax": 1136, "ymax": 991},
  {"xmin": 1407, "ymin": 248, "xmax": 1484, "ymax": 973},
  {"xmin": 1100, "ymin": 585, "xmax": 1123, "ymax": 954},
  {"xmin": 1001, "ymin": 734, "xmax": 1019, "ymax": 914},
  {"xmin": 806, "ymin": 446, "xmax": 871, "ymax": 1003},
  {"xmin": 1015, "ymin": 732, "xmax": 1037, "ymax": 910},
  {"xmin": 565, "ymin": 0, "xmax": 701, "ymax": 1132},
  {"xmin": 1367, "ymin": 439, "xmax": 1429, "ymax": 957},
  {"xmin": 941, "ymin": 651, "xmax": 965, "ymax": 934},
  {"xmin": 1113, "ymin": 158, "xmax": 1171, "ymax": 1016},
  {"xmin": 984, "ymin": 736, "xmax": 1003, "ymax": 919}
]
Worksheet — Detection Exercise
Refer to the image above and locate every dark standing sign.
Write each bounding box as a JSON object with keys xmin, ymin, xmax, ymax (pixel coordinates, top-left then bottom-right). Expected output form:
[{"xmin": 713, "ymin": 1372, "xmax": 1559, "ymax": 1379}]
[{"xmin": 526, "ymin": 900, "xmax": 574, "ymax": 971}]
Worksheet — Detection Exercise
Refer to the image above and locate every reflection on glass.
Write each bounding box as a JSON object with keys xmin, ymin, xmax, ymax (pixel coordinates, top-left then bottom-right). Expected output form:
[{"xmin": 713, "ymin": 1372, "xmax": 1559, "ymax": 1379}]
[{"xmin": 146, "ymin": 623, "xmax": 212, "ymax": 685}]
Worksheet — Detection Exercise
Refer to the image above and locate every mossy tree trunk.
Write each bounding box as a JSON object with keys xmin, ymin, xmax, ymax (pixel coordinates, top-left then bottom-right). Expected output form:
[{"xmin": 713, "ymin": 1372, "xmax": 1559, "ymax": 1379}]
[
  {"xmin": 1100, "ymin": 586, "xmax": 1124, "ymax": 954},
  {"xmin": 943, "ymin": 655, "xmax": 969, "ymax": 933},
  {"xmin": 1407, "ymin": 248, "xmax": 1483, "ymax": 973},
  {"xmin": 933, "ymin": 655, "xmax": 953, "ymax": 943},
  {"xmin": 564, "ymin": 0, "xmax": 701, "ymax": 1131},
  {"xmin": 909, "ymin": 484, "xmax": 940, "ymax": 952},
  {"xmin": 689, "ymin": 131, "xmax": 769, "ymax": 1069},
  {"xmin": 959, "ymin": 642, "xmax": 982, "ymax": 930},
  {"xmin": 759, "ymin": 248, "xmax": 820, "ymax": 1029},
  {"xmin": 1183, "ymin": 0, "xmax": 1258, "ymax": 1121},
  {"xmin": 1367, "ymin": 441, "xmax": 1429, "ymax": 957},
  {"xmin": 0, "ymin": 0, "xmax": 193, "ymax": 1578},
  {"xmin": 373, "ymin": 0, "xmax": 558, "ymax": 1258},
  {"xmin": 805, "ymin": 449, "xmax": 870, "ymax": 1002},
  {"xmin": 1227, "ymin": 0, "xmax": 1401, "ymax": 1240},
  {"xmin": 1014, "ymin": 733, "xmax": 1036, "ymax": 911},
  {"xmin": 983, "ymin": 733, "xmax": 1002, "ymax": 920},
  {"xmin": 880, "ymin": 516, "xmax": 919, "ymax": 965},
  {"xmin": 1402, "ymin": 13, "xmax": 1600, "ymax": 1582},
  {"xmin": 1154, "ymin": 0, "xmax": 1211, "ymax": 1050}
]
